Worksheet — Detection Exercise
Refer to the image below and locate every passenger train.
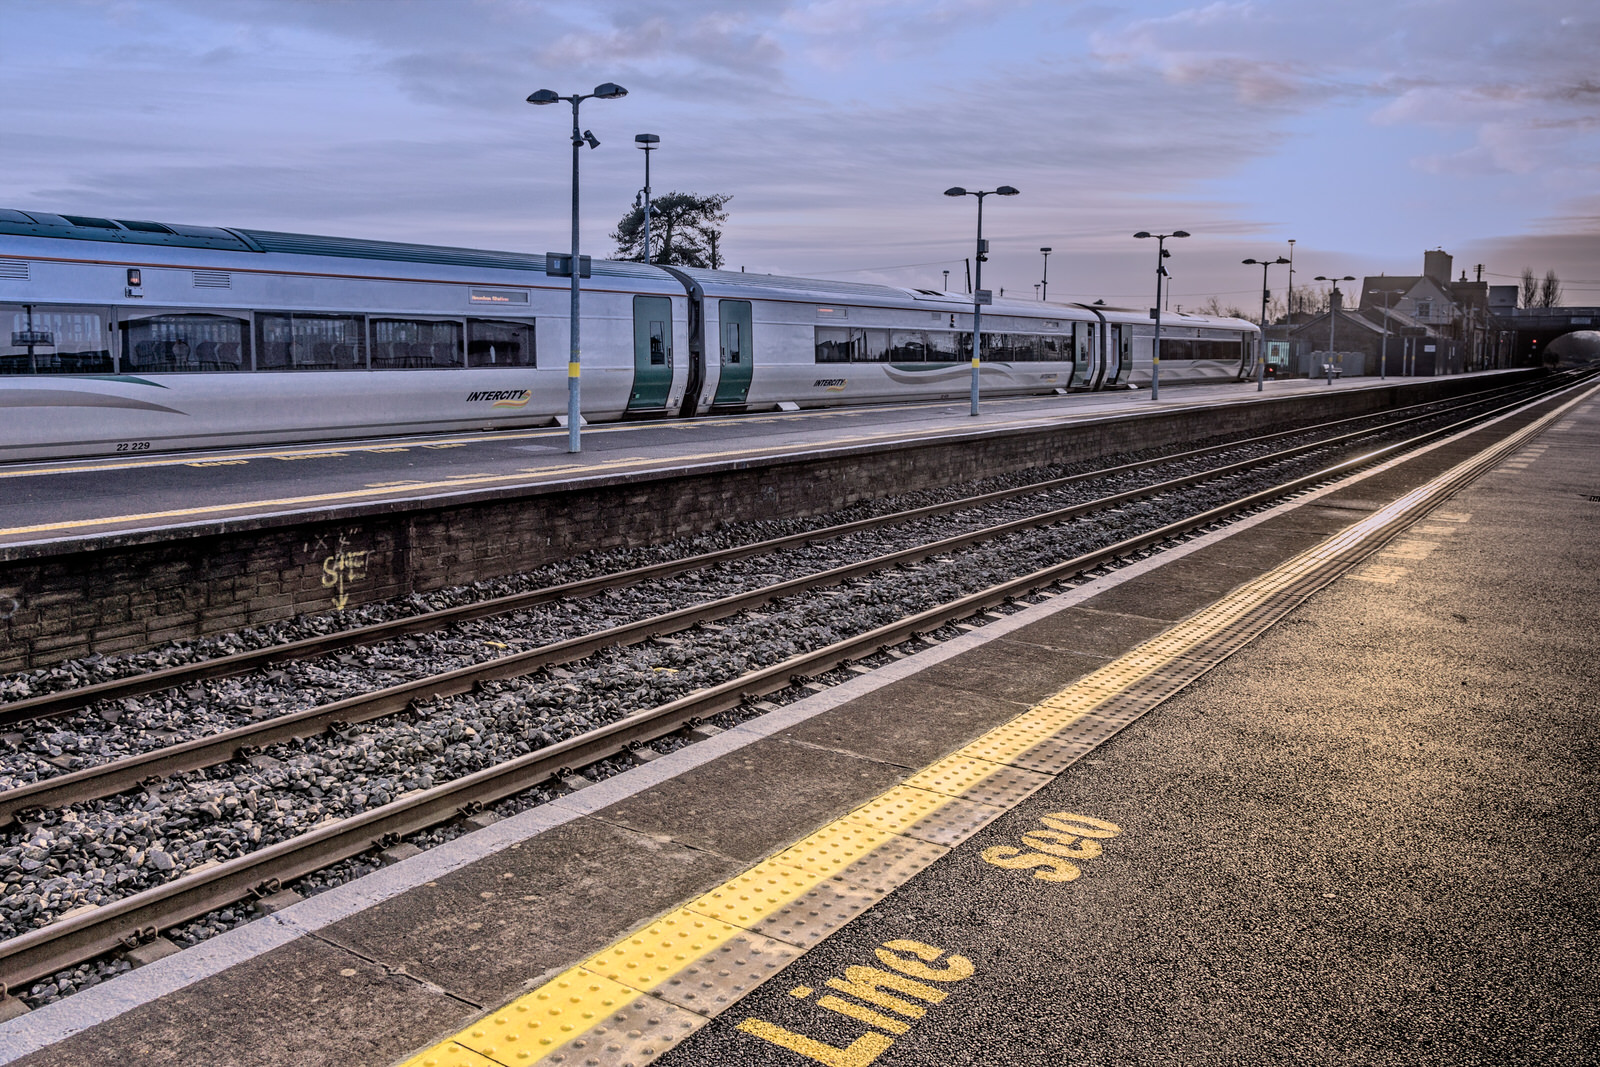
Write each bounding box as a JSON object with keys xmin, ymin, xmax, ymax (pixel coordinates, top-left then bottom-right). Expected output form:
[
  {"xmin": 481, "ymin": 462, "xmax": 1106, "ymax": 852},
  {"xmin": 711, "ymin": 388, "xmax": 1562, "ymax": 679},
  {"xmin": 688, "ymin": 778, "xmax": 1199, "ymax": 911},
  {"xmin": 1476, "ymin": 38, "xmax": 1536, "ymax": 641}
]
[{"xmin": 0, "ymin": 209, "xmax": 1259, "ymax": 461}]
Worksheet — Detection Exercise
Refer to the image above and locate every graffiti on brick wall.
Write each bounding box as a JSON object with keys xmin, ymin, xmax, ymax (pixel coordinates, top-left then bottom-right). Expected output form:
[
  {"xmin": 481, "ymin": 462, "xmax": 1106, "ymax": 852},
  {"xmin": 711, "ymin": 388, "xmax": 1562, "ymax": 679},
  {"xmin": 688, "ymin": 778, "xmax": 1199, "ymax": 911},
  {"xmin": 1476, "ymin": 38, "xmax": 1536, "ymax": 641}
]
[{"xmin": 312, "ymin": 533, "xmax": 371, "ymax": 611}]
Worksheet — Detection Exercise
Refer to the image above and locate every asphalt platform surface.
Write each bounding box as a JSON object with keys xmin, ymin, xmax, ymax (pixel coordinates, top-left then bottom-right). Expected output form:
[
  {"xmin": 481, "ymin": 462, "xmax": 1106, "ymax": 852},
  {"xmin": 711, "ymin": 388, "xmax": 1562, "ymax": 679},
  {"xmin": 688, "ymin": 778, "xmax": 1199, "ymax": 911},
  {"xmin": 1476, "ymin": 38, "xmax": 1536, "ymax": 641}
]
[{"xmin": 657, "ymin": 394, "xmax": 1600, "ymax": 1063}]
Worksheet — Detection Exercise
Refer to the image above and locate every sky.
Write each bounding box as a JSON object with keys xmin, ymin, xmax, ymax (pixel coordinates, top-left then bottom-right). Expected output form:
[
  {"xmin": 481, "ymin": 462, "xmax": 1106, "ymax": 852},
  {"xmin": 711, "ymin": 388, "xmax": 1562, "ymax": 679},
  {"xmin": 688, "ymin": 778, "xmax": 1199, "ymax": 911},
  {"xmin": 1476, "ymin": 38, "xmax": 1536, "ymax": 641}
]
[{"xmin": 1, "ymin": 0, "xmax": 1597, "ymax": 312}]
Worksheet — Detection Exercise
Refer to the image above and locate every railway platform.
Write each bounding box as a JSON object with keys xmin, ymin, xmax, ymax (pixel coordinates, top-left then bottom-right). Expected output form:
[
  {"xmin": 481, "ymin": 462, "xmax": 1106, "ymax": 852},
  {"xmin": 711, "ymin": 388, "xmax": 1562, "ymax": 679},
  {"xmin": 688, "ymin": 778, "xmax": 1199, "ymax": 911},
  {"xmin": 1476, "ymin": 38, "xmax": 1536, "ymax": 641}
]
[
  {"xmin": 0, "ymin": 371, "xmax": 1529, "ymax": 676},
  {"xmin": 0, "ymin": 373, "xmax": 1515, "ymax": 552},
  {"xmin": 0, "ymin": 379, "xmax": 1591, "ymax": 1064}
]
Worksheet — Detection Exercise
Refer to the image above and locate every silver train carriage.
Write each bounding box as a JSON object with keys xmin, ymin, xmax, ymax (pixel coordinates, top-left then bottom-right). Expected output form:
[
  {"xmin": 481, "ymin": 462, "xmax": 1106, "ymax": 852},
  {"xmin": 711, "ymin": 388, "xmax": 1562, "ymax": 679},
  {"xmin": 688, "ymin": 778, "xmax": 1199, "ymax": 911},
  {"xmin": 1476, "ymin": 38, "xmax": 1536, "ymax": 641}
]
[{"xmin": 0, "ymin": 209, "xmax": 1258, "ymax": 461}]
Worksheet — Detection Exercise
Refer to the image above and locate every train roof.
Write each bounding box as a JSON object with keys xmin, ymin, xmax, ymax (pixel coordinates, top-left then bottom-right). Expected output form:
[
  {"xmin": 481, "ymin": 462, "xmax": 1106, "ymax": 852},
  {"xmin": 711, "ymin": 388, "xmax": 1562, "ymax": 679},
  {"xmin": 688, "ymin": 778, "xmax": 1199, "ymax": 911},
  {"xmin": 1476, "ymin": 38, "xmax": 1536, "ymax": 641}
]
[
  {"xmin": 0, "ymin": 208, "xmax": 666, "ymax": 283},
  {"xmin": 673, "ymin": 266, "xmax": 1100, "ymax": 319},
  {"xmin": 0, "ymin": 209, "xmax": 1256, "ymax": 330}
]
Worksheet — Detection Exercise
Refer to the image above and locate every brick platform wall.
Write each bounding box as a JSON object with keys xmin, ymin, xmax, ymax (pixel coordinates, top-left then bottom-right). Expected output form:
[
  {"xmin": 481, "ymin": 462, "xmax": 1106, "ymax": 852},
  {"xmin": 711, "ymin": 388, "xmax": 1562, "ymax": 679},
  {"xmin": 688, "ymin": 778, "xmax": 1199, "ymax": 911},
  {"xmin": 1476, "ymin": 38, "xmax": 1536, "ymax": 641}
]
[{"xmin": 0, "ymin": 376, "xmax": 1523, "ymax": 672}]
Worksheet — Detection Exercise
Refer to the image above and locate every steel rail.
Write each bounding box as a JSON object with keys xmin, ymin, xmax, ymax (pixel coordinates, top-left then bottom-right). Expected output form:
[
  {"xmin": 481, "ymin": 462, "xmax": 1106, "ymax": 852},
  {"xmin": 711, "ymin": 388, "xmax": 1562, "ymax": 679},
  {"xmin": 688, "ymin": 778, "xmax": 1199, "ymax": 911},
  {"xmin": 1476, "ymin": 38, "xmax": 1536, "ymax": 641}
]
[
  {"xmin": 0, "ymin": 374, "xmax": 1582, "ymax": 998},
  {"xmin": 0, "ymin": 382, "xmax": 1542, "ymax": 824},
  {"xmin": 0, "ymin": 379, "xmax": 1541, "ymax": 728}
]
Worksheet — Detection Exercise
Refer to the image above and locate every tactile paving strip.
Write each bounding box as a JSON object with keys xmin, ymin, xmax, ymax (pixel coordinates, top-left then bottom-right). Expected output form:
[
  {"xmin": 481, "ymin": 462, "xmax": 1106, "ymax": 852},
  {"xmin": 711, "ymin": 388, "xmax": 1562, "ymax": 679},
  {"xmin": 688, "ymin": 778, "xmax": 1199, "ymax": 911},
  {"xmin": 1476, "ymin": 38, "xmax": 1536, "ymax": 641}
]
[
  {"xmin": 629, "ymin": 929, "xmax": 800, "ymax": 1016},
  {"xmin": 774, "ymin": 820, "xmax": 949, "ymax": 894},
  {"xmin": 539, "ymin": 992, "xmax": 707, "ymax": 1066},
  {"xmin": 683, "ymin": 858, "xmax": 878, "ymax": 947},
  {"xmin": 580, "ymin": 910, "xmax": 748, "ymax": 996},
  {"xmin": 394, "ymin": 383, "xmax": 1599, "ymax": 1067},
  {"xmin": 843, "ymin": 785, "xmax": 1008, "ymax": 846},
  {"xmin": 401, "ymin": 1042, "xmax": 503, "ymax": 1067},
  {"xmin": 902, "ymin": 754, "xmax": 1053, "ymax": 807},
  {"xmin": 446, "ymin": 968, "xmax": 660, "ymax": 1065}
]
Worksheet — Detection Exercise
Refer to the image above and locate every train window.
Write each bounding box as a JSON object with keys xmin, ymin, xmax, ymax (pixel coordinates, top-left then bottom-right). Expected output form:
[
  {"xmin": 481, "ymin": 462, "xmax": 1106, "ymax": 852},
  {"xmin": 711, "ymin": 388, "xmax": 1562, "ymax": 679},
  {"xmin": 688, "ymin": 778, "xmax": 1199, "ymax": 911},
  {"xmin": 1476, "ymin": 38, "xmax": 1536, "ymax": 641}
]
[
  {"xmin": 371, "ymin": 319, "xmax": 464, "ymax": 369},
  {"xmin": 648, "ymin": 321, "xmax": 668, "ymax": 365},
  {"xmin": 989, "ymin": 334, "xmax": 1041, "ymax": 361},
  {"xmin": 890, "ymin": 329, "xmax": 964, "ymax": 362},
  {"xmin": 925, "ymin": 331, "xmax": 961, "ymax": 362},
  {"xmin": 887, "ymin": 330, "xmax": 930, "ymax": 362},
  {"xmin": 121, "ymin": 313, "xmax": 250, "ymax": 373},
  {"xmin": 256, "ymin": 314, "xmax": 367, "ymax": 371},
  {"xmin": 1, "ymin": 304, "xmax": 113, "ymax": 375},
  {"xmin": 467, "ymin": 319, "xmax": 535, "ymax": 367},
  {"xmin": 854, "ymin": 328, "xmax": 889, "ymax": 362},
  {"xmin": 814, "ymin": 326, "xmax": 853, "ymax": 363}
]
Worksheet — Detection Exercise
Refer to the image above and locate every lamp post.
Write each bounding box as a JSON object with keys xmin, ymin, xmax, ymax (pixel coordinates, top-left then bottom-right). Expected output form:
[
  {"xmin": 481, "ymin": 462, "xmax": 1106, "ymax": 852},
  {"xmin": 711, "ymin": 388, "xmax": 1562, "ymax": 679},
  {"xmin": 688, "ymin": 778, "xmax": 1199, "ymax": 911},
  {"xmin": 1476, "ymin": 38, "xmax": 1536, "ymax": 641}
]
[
  {"xmin": 1242, "ymin": 255, "xmax": 1290, "ymax": 391},
  {"xmin": 1368, "ymin": 287, "xmax": 1405, "ymax": 380},
  {"xmin": 527, "ymin": 81, "xmax": 629, "ymax": 453},
  {"xmin": 1133, "ymin": 229, "xmax": 1189, "ymax": 399},
  {"xmin": 1286, "ymin": 238, "xmax": 1296, "ymax": 321},
  {"xmin": 1314, "ymin": 274, "xmax": 1356, "ymax": 384},
  {"xmin": 634, "ymin": 133, "xmax": 659, "ymax": 264},
  {"xmin": 945, "ymin": 185, "xmax": 1020, "ymax": 416},
  {"xmin": 943, "ymin": 269, "xmax": 950, "ymax": 290},
  {"xmin": 1040, "ymin": 247, "xmax": 1052, "ymax": 301}
]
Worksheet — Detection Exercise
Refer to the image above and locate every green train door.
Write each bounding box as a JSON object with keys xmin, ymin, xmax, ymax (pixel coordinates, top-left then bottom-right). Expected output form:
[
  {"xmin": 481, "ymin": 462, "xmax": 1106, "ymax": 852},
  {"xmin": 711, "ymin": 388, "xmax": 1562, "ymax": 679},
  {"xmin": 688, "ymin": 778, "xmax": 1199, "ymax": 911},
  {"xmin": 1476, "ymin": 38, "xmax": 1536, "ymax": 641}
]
[
  {"xmin": 713, "ymin": 299, "xmax": 754, "ymax": 406},
  {"xmin": 629, "ymin": 296, "xmax": 674, "ymax": 411}
]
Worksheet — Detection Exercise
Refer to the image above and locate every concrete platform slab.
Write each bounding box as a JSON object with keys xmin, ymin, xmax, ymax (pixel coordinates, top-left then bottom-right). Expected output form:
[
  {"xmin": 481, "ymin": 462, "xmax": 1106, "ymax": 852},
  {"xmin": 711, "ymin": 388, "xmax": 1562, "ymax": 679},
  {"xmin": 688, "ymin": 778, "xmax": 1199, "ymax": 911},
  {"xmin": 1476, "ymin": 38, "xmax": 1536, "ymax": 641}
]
[
  {"xmin": 321, "ymin": 818, "xmax": 738, "ymax": 1008},
  {"xmin": 14, "ymin": 936, "xmax": 468, "ymax": 1067},
  {"xmin": 902, "ymin": 637, "xmax": 1108, "ymax": 707},
  {"xmin": 772, "ymin": 676, "xmax": 1031, "ymax": 769},
  {"xmin": 592, "ymin": 736, "xmax": 911, "ymax": 865}
]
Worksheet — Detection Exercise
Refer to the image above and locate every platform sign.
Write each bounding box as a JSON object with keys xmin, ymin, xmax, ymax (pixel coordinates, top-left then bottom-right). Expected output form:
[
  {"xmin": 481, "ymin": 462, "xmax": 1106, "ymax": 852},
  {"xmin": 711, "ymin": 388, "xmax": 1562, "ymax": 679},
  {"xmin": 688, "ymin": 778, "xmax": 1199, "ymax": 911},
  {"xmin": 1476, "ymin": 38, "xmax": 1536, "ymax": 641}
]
[{"xmin": 1266, "ymin": 341, "xmax": 1289, "ymax": 368}]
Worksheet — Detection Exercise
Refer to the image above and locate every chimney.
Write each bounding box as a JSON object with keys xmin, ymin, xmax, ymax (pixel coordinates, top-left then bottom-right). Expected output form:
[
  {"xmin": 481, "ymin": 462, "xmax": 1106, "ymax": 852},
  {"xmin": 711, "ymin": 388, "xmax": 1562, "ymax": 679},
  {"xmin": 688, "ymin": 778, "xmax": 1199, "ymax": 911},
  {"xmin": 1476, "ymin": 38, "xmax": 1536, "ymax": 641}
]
[
  {"xmin": 1424, "ymin": 249, "xmax": 1453, "ymax": 286},
  {"xmin": 1329, "ymin": 286, "xmax": 1343, "ymax": 311}
]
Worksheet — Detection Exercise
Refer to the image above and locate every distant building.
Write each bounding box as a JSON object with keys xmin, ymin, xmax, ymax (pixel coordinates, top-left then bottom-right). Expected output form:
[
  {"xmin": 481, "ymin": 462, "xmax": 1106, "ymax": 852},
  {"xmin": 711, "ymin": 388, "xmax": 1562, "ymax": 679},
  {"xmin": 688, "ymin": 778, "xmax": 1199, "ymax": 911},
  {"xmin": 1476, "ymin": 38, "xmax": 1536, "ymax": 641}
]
[
  {"xmin": 1277, "ymin": 248, "xmax": 1525, "ymax": 377},
  {"xmin": 1288, "ymin": 284, "xmax": 1454, "ymax": 376}
]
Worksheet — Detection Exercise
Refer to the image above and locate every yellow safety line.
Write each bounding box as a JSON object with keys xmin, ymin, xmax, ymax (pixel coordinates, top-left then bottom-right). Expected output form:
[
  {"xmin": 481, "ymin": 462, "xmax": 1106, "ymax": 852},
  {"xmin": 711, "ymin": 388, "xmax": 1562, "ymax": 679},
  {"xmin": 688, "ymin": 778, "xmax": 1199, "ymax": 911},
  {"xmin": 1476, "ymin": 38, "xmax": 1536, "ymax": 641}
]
[{"xmin": 397, "ymin": 382, "xmax": 1596, "ymax": 1066}]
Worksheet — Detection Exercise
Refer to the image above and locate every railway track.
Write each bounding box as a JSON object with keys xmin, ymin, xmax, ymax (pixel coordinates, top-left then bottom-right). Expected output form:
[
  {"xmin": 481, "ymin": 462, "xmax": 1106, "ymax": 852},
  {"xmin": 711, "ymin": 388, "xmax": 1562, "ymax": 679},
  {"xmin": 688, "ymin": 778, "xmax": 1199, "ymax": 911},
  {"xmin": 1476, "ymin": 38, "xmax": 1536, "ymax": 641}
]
[
  {"xmin": 0, "ymin": 376, "xmax": 1544, "ymax": 729},
  {"xmin": 0, "ymin": 379, "xmax": 1553, "ymax": 808},
  {"xmin": 0, "ymin": 371, "xmax": 1585, "ymax": 1005}
]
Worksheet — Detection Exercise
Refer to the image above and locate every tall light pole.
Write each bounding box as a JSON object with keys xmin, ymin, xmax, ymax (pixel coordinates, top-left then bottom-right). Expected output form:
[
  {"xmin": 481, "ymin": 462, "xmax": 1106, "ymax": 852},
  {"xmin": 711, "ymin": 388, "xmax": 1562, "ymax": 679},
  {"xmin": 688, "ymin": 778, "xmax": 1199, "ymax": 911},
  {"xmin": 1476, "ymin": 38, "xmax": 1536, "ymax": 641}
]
[
  {"xmin": 527, "ymin": 81, "xmax": 629, "ymax": 453},
  {"xmin": 1133, "ymin": 229, "xmax": 1189, "ymax": 399},
  {"xmin": 1286, "ymin": 238, "xmax": 1296, "ymax": 321},
  {"xmin": 945, "ymin": 185, "xmax": 1020, "ymax": 416},
  {"xmin": 1242, "ymin": 255, "xmax": 1289, "ymax": 391},
  {"xmin": 943, "ymin": 269, "xmax": 950, "ymax": 290},
  {"xmin": 1314, "ymin": 273, "xmax": 1356, "ymax": 384},
  {"xmin": 1040, "ymin": 247, "xmax": 1052, "ymax": 302},
  {"xmin": 634, "ymin": 133, "xmax": 659, "ymax": 264},
  {"xmin": 1368, "ymin": 287, "xmax": 1405, "ymax": 380}
]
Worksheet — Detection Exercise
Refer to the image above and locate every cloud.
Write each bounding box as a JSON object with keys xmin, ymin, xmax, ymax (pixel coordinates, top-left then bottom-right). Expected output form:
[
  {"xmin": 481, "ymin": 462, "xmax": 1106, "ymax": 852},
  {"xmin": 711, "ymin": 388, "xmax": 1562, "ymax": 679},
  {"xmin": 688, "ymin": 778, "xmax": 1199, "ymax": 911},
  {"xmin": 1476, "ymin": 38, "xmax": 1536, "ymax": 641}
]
[{"xmin": 0, "ymin": 0, "xmax": 1596, "ymax": 305}]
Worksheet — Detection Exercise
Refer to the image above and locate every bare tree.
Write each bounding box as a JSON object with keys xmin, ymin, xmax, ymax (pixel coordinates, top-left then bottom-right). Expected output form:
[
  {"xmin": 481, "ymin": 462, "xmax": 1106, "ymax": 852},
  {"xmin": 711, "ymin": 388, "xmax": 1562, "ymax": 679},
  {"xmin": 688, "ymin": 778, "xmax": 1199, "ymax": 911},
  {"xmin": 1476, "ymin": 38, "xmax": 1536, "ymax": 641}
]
[
  {"xmin": 1264, "ymin": 293, "xmax": 1287, "ymax": 324},
  {"xmin": 1520, "ymin": 267, "xmax": 1539, "ymax": 308},
  {"xmin": 1538, "ymin": 269, "xmax": 1562, "ymax": 308},
  {"xmin": 1287, "ymin": 284, "xmax": 1327, "ymax": 319},
  {"xmin": 1197, "ymin": 295, "xmax": 1252, "ymax": 319}
]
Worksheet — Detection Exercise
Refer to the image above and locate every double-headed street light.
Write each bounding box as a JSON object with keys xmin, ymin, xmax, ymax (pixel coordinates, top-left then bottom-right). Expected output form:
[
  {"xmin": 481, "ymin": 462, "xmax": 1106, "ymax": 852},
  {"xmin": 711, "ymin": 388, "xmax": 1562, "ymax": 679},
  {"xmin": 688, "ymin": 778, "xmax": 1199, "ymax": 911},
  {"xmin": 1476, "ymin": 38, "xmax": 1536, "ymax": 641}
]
[
  {"xmin": 527, "ymin": 81, "xmax": 629, "ymax": 453},
  {"xmin": 1040, "ymin": 247, "xmax": 1052, "ymax": 302},
  {"xmin": 1133, "ymin": 230, "xmax": 1189, "ymax": 399},
  {"xmin": 1242, "ymin": 256, "xmax": 1290, "ymax": 391},
  {"xmin": 945, "ymin": 185, "xmax": 1020, "ymax": 416},
  {"xmin": 1314, "ymin": 273, "xmax": 1356, "ymax": 384}
]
